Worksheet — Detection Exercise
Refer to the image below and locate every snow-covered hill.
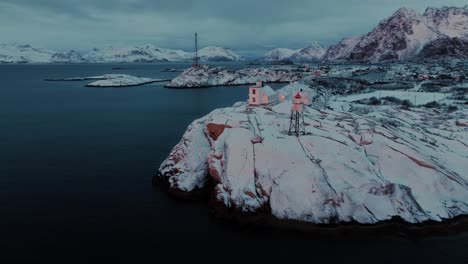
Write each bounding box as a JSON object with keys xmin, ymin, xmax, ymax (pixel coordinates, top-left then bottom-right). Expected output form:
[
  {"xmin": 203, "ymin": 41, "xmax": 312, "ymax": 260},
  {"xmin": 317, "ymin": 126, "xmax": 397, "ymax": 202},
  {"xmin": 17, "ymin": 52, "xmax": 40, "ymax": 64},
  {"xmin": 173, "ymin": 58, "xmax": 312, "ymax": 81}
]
[
  {"xmin": 158, "ymin": 83, "xmax": 468, "ymax": 225},
  {"xmin": 262, "ymin": 48, "xmax": 299, "ymax": 61},
  {"xmin": 324, "ymin": 6, "xmax": 468, "ymax": 62}
]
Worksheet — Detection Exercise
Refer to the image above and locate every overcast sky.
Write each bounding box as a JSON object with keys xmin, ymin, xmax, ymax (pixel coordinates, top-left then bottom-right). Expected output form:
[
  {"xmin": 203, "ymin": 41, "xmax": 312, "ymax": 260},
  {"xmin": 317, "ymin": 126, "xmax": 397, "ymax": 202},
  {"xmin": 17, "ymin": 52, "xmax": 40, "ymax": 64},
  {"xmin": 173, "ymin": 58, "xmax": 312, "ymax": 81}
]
[{"xmin": 0, "ymin": 0, "xmax": 466, "ymax": 56}]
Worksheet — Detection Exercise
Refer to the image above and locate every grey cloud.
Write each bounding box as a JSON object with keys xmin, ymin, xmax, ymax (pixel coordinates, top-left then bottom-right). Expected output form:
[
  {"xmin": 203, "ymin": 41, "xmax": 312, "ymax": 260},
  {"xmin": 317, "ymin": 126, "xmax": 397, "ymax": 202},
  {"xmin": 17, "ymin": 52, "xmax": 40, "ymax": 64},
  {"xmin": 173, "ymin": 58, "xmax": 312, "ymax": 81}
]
[{"xmin": 0, "ymin": 0, "xmax": 467, "ymax": 56}]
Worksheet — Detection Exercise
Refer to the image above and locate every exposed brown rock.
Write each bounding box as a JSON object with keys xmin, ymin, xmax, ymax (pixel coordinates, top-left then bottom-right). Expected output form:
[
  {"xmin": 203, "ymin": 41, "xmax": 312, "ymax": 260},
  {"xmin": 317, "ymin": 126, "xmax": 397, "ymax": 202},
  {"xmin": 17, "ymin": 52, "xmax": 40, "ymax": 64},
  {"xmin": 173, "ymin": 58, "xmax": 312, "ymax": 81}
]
[
  {"xmin": 455, "ymin": 120, "xmax": 468, "ymax": 127},
  {"xmin": 207, "ymin": 123, "xmax": 232, "ymax": 140}
]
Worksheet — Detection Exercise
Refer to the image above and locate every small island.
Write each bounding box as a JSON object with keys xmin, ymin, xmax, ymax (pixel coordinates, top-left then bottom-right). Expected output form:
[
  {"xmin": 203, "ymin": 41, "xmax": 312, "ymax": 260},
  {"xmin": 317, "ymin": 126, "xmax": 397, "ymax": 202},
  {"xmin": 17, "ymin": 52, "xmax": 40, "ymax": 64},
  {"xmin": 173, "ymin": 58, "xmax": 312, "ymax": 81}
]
[
  {"xmin": 46, "ymin": 74, "xmax": 169, "ymax": 87},
  {"xmin": 156, "ymin": 81, "xmax": 468, "ymax": 228}
]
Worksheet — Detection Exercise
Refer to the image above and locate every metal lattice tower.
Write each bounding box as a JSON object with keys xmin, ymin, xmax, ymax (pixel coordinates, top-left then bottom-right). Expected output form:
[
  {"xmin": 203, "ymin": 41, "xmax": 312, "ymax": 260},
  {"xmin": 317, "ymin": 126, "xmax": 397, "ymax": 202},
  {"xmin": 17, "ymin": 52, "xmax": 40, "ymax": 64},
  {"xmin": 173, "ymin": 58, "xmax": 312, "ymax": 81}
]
[
  {"xmin": 193, "ymin": 32, "xmax": 199, "ymax": 68},
  {"xmin": 288, "ymin": 92, "xmax": 306, "ymax": 136}
]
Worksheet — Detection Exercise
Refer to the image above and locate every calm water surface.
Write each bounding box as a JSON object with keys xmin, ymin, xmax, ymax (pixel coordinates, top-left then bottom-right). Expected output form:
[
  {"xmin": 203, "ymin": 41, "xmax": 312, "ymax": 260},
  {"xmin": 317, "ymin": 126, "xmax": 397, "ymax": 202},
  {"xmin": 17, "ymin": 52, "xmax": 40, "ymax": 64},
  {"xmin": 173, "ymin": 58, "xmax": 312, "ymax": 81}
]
[{"xmin": 0, "ymin": 63, "xmax": 467, "ymax": 263}]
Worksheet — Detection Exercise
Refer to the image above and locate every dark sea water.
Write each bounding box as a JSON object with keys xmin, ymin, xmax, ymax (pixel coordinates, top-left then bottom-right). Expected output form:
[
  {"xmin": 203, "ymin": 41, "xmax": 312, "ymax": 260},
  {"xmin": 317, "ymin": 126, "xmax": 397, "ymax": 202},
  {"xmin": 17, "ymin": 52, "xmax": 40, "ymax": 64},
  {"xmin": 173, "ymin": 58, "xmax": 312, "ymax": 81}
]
[{"xmin": 0, "ymin": 63, "xmax": 467, "ymax": 263}]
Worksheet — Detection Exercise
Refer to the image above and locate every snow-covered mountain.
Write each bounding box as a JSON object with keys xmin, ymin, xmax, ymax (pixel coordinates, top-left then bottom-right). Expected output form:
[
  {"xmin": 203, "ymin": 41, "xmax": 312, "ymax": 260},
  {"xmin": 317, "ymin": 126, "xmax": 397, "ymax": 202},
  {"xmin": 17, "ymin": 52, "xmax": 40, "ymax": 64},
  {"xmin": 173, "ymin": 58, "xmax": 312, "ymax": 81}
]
[
  {"xmin": 197, "ymin": 46, "xmax": 244, "ymax": 61},
  {"xmin": 418, "ymin": 36, "xmax": 468, "ymax": 59},
  {"xmin": 83, "ymin": 44, "xmax": 192, "ymax": 63},
  {"xmin": 50, "ymin": 50, "xmax": 86, "ymax": 63},
  {"xmin": 262, "ymin": 48, "xmax": 299, "ymax": 61},
  {"xmin": 262, "ymin": 42, "xmax": 326, "ymax": 62},
  {"xmin": 289, "ymin": 42, "xmax": 327, "ymax": 61},
  {"xmin": 0, "ymin": 43, "xmax": 54, "ymax": 63},
  {"xmin": 424, "ymin": 6, "xmax": 468, "ymax": 39},
  {"xmin": 0, "ymin": 43, "xmax": 244, "ymax": 63},
  {"xmin": 83, "ymin": 45, "xmax": 245, "ymax": 63},
  {"xmin": 351, "ymin": 7, "xmax": 441, "ymax": 62},
  {"xmin": 324, "ymin": 6, "xmax": 468, "ymax": 62},
  {"xmin": 323, "ymin": 36, "xmax": 363, "ymax": 60}
]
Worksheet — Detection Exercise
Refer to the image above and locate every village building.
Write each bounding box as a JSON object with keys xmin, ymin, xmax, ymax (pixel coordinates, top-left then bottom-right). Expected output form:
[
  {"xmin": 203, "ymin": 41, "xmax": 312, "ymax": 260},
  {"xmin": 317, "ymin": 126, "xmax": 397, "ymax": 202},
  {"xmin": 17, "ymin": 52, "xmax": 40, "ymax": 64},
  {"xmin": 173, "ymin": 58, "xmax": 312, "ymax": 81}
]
[{"xmin": 248, "ymin": 81, "xmax": 284, "ymax": 106}]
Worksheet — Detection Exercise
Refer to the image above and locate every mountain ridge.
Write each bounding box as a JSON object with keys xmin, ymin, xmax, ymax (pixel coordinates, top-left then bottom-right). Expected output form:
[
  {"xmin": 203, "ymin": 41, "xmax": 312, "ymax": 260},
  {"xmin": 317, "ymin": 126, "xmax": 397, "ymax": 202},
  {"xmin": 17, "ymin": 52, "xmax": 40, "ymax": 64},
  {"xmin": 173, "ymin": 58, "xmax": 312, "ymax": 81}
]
[{"xmin": 0, "ymin": 43, "xmax": 244, "ymax": 63}]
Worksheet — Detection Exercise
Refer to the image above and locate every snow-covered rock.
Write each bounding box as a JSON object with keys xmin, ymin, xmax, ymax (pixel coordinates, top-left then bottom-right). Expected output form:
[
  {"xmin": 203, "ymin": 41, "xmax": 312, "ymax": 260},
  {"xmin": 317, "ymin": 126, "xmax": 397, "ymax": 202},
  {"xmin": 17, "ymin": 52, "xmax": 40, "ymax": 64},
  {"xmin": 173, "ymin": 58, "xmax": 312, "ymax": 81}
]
[
  {"xmin": 289, "ymin": 42, "xmax": 327, "ymax": 61},
  {"xmin": 337, "ymin": 90, "xmax": 447, "ymax": 105},
  {"xmin": 166, "ymin": 65, "xmax": 302, "ymax": 88},
  {"xmin": 197, "ymin": 46, "xmax": 244, "ymax": 61},
  {"xmin": 262, "ymin": 48, "xmax": 299, "ymax": 61},
  {"xmin": 158, "ymin": 84, "xmax": 468, "ymax": 224}
]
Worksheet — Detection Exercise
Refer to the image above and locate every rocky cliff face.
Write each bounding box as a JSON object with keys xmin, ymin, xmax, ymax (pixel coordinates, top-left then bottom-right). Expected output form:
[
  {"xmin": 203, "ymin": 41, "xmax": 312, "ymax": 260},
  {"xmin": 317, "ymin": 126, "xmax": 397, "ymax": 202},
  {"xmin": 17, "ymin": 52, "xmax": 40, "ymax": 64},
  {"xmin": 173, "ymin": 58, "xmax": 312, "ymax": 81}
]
[{"xmin": 158, "ymin": 84, "xmax": 468, "ymax": 225}]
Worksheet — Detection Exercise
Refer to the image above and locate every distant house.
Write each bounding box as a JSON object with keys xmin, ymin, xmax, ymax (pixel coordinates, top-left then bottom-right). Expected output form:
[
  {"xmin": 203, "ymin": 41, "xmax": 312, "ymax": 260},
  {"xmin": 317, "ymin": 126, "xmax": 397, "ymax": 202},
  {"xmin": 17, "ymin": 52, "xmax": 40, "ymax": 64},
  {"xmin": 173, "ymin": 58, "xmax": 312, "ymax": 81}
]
[
  {"xmin": 312, "ymin": 70, "xmax": 325, "ymax": 77},
  {"xmin": 418, "ymin": 74, "xmax": 430, "ymax": 80},
  {"xmin": 248, "ymin": 81, "xmax": 284, "ymax": 106}
]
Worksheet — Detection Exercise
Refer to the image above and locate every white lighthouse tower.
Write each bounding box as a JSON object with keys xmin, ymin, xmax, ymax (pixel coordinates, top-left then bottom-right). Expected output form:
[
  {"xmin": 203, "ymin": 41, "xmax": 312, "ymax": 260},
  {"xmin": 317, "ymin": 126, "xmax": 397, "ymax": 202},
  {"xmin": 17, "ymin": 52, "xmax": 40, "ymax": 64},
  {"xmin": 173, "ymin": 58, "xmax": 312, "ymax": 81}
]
[{"xmin": 288, "ymin": 92, "xmax": 306, "ymax": 135}]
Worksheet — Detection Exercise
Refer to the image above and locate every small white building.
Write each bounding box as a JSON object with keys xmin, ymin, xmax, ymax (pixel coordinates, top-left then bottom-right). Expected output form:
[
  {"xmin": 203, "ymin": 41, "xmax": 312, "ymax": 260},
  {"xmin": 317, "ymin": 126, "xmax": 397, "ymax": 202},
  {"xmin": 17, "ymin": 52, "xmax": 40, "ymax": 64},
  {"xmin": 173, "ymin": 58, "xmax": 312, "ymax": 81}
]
[{"xmin": 249, "ymin": 81, "xmax": 283, "ymax": 106}]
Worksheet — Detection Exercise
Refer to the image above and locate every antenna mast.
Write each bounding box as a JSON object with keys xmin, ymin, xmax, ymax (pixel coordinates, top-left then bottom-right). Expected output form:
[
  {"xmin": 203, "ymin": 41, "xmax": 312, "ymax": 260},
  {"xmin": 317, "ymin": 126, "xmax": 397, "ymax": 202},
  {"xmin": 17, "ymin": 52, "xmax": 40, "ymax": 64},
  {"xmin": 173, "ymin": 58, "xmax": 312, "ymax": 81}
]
[{"xmin": 194, "ymin": 32, "xmax": 199, "ymax": 67}]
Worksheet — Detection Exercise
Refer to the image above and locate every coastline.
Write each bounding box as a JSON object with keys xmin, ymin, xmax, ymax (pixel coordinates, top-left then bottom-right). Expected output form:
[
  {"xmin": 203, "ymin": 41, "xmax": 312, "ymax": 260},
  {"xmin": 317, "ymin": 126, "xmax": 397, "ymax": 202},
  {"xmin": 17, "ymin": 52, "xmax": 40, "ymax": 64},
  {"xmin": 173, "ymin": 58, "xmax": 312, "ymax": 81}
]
[{"xmin": 153, "ymin": 173, "xmax": 468, "ymax": 237}]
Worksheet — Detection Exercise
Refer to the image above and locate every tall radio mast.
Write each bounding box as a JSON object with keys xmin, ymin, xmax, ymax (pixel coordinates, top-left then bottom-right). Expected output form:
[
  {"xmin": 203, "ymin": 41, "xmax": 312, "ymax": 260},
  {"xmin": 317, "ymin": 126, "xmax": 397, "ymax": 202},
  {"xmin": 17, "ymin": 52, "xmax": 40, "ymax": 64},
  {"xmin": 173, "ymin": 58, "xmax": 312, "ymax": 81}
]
[{"xmin": 194, "ymin": 32, "xmax": 199, "ymax": 68}]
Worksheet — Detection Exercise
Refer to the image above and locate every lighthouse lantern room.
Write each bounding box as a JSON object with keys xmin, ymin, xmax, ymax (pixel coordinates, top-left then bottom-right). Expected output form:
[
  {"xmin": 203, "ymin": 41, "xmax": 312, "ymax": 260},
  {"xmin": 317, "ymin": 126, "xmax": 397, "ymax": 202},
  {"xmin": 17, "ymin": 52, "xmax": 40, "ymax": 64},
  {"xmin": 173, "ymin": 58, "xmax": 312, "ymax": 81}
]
[{"xmin": 288, "ymin": 92, "xmax": 306, "ymax": 135}]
